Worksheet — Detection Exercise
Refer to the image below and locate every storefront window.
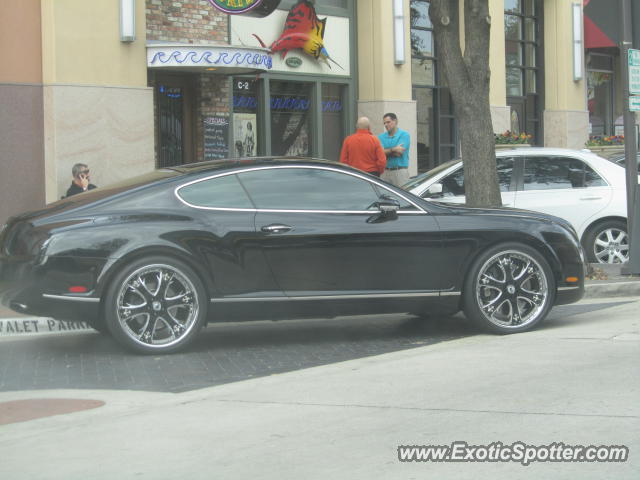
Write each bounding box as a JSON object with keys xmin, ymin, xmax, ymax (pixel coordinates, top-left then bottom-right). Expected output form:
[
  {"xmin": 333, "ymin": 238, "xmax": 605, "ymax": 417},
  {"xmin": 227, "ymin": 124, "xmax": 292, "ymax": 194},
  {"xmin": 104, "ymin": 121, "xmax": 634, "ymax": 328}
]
[
  {"xmin": 270, "ymin": 81, "xmax": 312, "ymax": 156},
  {"xmin": 232, "ymin": 79, "xmax": 259, "ymax": 157},
  {"xmin": 587, "ymin": 54, "xmax": 615, "ymax": 136},
  {"xmin": 322, "ymin": 83, "xmax": 344, "ymax": 161},
  {"xmin": 504, "ymin": 0, "xmax": 542, "ymax": 143},
  {"xmin": 411, "ymin": 0, "xmax": 458, "ymax": 171}
]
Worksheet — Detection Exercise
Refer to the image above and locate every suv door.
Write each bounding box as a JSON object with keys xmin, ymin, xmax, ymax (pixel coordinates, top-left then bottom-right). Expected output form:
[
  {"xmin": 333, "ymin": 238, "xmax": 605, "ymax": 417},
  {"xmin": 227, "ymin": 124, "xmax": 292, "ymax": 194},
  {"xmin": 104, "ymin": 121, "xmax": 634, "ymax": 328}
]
[
  {"xmin": 513, "ymin": 156, "xmax": 613, "ymax": 233},
  {"xmin": 423, "ymin": 156, "xmax": 518, "ymax": 207}
]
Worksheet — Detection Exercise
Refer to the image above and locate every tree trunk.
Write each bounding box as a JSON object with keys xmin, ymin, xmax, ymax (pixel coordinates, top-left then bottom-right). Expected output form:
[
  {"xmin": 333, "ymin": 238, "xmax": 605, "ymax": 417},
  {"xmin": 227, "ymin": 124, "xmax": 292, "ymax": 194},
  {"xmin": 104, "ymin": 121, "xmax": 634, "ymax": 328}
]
[{"xmin": 429, "ymin": 0, "xmax": 501, "ymax": 207}]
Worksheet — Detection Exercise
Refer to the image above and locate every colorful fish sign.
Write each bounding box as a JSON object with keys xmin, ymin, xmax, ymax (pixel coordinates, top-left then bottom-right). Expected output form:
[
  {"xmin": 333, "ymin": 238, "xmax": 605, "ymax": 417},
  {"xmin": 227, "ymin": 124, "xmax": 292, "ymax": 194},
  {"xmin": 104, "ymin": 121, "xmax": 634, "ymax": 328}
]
[{"xmin": 253, "ymin": 0, "xmax": 343, "ymax": 69}]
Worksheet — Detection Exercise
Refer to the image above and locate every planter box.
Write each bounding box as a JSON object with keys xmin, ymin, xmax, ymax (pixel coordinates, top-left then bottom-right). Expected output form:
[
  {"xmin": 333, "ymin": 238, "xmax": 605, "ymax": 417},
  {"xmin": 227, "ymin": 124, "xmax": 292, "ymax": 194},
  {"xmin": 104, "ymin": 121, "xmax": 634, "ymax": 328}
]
[
  {"xmin": 585, "ymin": 145, "xmax": 625, "ymax": 159},
  {"xmin": 495, "ymin": 144, "xmax": 532, "ymax": 150}
]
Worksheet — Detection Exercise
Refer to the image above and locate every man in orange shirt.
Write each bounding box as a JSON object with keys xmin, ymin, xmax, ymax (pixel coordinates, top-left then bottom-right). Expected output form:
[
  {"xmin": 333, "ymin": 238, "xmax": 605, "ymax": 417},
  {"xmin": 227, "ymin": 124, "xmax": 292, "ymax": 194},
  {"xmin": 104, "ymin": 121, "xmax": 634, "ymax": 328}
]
[{"xmin": 339, "ymin": 117, "xmax": 387, "ymax": 176}]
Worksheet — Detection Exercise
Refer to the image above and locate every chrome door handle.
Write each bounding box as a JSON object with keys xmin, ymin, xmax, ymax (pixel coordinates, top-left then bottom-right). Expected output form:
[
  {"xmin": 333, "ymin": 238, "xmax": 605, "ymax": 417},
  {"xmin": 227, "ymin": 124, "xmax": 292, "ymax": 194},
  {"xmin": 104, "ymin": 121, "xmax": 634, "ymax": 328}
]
[
  {"xmin": 580, "ymin": 196, "xmax": 603, "ymax": 201},
  {"xmin": 261, "ymin": 224, "xmax": 292, "ymax": 234}
]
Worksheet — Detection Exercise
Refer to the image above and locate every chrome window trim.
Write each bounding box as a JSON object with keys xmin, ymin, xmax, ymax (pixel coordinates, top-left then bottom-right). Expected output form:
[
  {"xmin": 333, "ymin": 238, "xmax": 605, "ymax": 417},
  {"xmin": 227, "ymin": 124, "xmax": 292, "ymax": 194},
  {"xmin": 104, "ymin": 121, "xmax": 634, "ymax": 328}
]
[
  {"xmin": 43, "ymin": 294, "xmax": 100, "ymax": 303},
  {"xmin": 210, "ymin": 291, "xmax": 442, "ymax": 302},
  {"xmin": 174, "ymin": 164, "xmax": 427, "ymax": 214}
]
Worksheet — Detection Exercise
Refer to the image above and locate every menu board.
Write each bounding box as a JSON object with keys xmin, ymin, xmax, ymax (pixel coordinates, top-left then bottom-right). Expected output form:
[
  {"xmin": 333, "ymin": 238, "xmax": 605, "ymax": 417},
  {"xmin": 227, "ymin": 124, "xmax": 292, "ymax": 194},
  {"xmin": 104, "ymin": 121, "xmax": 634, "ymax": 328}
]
[{"xmin": 203, "ymin": 116, "xmax": 229, "ymax": 160}]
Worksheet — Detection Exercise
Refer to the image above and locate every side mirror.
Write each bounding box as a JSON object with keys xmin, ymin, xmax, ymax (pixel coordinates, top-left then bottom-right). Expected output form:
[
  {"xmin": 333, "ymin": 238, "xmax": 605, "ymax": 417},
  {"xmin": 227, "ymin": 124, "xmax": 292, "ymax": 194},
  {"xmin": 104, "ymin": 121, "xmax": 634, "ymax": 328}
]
[
  {"xmin": 377, "ymin": 200, "xmax": 400, "ymax": 215},
  {"xmin": 424, "ymin": 183, "xmax": 443, "ymax": 198},
  {"xmin": 367, "ymin": 198, "xmax": 400, "ymax": 223}
]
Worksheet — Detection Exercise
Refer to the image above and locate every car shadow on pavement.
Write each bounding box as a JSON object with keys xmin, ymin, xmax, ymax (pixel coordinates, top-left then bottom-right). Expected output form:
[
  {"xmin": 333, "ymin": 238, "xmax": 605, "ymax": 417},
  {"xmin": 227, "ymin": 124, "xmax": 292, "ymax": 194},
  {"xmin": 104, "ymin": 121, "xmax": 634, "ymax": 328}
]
[{"xmin": 0, "ymin": 314, "xmax": 471, "ymax": 394}]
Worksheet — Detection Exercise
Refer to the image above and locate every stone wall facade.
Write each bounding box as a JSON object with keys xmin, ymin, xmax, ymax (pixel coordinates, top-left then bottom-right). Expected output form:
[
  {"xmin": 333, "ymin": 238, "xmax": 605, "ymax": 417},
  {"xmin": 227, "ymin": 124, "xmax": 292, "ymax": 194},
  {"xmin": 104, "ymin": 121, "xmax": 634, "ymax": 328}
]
[{"xmin": 146, "ymin": 0, "xmax": 228, "ymax": 44}]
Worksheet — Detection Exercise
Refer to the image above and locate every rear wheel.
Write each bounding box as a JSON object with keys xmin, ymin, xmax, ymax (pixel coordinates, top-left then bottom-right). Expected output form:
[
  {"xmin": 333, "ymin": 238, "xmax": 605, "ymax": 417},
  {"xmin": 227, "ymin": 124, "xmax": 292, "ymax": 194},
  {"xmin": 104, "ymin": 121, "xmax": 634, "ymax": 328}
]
[
  {"xmin": 104, "ymin": 256, "xmax": 207, "ymax": 354},
  {"xmin": 462, "ymin": 243, "xmax": 555, "ymax": 334},
  {"xmin": 583, "ymin": 220, "xmax": 629, "ymax": 264}
]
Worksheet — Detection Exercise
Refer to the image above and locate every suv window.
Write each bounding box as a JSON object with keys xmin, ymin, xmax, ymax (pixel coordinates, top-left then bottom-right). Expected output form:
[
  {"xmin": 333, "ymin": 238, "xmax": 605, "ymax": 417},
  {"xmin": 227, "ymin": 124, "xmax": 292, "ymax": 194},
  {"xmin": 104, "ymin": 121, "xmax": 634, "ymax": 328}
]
[
  {"xmin": 177, "ymin": 174, "xmax": 254, "ymax": 208},
  {"xmin": 239, "ymin": 167, "xmax": 380, "ymax": 211},
  {"xmin": 438, "ymin": 157, "xmax": 515, "ymax": 197},
  {"xmin": 523, "ymin": 156, "xmax": 607, "ymax": 190}
]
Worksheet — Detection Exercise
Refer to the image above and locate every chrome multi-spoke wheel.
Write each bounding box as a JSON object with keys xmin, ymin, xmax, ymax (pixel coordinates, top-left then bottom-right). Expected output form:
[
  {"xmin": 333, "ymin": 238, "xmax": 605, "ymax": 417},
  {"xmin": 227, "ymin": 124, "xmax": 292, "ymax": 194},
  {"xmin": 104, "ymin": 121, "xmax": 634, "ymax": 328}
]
[
  {"xmin": 463, "ymin": 244, "xmax": 555, "ymax": 333},
  {"xmin": 105, "ymin": 257, "xmax": 206, "ymax": 354},
  {"xmin": 591, "ymin": 223, "xmax": 628, "ymax": 264}
]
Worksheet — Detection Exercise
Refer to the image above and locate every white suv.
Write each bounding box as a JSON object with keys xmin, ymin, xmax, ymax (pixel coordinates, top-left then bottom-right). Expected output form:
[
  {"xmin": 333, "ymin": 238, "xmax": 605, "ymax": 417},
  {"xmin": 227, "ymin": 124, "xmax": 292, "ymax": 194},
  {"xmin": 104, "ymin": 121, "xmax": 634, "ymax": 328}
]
[{"xmin": 404, "ymin": 147, "xmax": 631, "ymax": 264}]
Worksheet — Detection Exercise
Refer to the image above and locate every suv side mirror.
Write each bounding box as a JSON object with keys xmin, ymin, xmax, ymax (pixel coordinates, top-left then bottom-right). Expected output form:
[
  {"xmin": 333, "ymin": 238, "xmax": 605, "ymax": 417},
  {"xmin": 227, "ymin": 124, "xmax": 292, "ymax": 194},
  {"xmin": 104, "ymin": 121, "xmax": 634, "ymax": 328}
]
[{"xmin": 424, "ymin": 183, "xmax": 443, "ymax": 198}]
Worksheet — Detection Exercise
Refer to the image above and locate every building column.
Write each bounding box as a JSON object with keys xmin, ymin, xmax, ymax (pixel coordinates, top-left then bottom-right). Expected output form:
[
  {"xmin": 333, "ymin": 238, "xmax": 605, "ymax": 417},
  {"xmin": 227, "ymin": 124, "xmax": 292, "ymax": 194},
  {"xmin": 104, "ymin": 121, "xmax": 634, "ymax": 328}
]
[
  {"xmin": 356, "ymin": 0, "xmax": 417, "ymax": 176},
  {"xmin": 543, "ymin": 0, "xmax": 589, "ymax": 148}
]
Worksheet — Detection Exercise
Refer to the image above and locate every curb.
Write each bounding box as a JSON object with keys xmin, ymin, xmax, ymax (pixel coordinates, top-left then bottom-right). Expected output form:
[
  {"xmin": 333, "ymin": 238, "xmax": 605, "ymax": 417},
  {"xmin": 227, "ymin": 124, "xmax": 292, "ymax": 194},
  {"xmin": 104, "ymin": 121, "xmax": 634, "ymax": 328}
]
[{"xmin": 584, "ymin": 281, "xmax": 640, "ymax": 299}]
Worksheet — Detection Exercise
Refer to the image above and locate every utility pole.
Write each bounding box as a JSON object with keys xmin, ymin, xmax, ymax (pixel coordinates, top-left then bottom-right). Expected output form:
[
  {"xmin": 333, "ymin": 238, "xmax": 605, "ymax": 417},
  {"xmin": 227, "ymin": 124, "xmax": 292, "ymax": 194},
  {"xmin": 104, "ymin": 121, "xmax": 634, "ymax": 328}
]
[{"xmin": 620, "ymin": 0, "xmax": 640, "ymax": 274}]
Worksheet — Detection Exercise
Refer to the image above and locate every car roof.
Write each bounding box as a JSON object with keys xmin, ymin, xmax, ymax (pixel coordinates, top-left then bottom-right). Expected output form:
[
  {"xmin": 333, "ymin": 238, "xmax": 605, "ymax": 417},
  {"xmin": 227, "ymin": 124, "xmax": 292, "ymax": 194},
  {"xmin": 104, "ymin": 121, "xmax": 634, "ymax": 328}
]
[
  {"xmin": 495, "ymin": 147, "xmax": 596, "ymax": 157},
  {"xmin": 167, "ymin": 156, "xmax": 340, "ymax": 175}
]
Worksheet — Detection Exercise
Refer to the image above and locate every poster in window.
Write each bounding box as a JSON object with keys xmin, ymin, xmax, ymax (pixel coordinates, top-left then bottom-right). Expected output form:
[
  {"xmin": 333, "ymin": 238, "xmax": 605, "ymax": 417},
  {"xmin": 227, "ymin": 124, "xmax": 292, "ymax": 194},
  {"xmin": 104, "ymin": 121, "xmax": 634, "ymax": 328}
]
[{"xmin": 233, "ymin": 113, "xmax": 257, "ymax": 157}]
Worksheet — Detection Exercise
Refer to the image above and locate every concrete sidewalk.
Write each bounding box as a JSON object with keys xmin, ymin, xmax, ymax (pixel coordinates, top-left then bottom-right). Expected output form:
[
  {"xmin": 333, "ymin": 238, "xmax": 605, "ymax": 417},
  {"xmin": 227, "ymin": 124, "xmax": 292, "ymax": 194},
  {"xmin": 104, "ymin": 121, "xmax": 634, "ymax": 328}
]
[{"xmin": 0, "ymin": 296, "xmax": 638, "ymax": 479}]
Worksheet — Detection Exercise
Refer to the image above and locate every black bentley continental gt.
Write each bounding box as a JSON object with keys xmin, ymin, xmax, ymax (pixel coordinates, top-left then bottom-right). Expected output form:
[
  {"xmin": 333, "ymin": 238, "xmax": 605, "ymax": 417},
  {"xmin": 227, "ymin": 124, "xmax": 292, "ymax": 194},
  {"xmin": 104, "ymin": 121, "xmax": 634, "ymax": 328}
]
[{"xmin": 0, "ymin": 158, "xmax": 586, "ymax": 354}]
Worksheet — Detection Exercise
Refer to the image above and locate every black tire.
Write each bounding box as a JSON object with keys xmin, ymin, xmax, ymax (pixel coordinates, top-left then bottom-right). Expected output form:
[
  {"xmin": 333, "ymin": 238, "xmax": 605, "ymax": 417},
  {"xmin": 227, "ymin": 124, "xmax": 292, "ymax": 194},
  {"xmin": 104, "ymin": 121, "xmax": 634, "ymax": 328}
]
[
  {"xmin": 103, "ymin": 256, "xmax": 207, "ymax": 354},
  {"xmin": 462, "ymin": 243, "xmax": 556, "ymax": 334},
  {"xmin": 582, "ymin": 220, "xmax": 629, "ymax": 264}
]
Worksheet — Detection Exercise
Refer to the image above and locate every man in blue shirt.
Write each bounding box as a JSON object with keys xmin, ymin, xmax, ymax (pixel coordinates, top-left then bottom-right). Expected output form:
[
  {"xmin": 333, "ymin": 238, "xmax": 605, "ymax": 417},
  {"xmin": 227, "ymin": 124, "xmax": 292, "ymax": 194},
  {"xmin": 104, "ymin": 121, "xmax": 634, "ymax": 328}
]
[{"xmin": 378, "ymin": 112, "xmax": 410, "ymax": 187}]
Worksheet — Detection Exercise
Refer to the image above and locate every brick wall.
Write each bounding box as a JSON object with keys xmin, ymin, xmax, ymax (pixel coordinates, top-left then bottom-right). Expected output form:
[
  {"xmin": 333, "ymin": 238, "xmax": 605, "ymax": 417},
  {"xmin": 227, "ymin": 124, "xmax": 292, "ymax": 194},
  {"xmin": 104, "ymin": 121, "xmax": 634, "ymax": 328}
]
[
  {"xmin": 195, "ymin": 74, "xmax": 230, "ymax": 161},
  {"xmin": 146, "ymin": 0, "xmax": 228, "ymax": 44},
  {"xmin": 146, "ymin": 0, "xmax": 231, "ymax": 163}
]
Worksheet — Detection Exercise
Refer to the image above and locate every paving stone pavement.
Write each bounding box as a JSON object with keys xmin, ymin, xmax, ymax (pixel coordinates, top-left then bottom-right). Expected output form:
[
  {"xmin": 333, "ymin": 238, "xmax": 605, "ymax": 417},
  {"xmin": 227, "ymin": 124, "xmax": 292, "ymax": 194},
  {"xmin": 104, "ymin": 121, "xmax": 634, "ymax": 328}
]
[{"xmin": 0, "ymin": 299, "xmax": 632, "ymax": 394}]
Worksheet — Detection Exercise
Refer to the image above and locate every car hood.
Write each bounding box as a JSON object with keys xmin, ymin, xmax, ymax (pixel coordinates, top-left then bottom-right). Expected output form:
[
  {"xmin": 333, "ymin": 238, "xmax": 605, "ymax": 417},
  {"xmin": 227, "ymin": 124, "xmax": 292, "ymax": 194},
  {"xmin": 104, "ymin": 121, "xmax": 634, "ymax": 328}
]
[{"xmin": 436, "ymin": 201, "xmax": 577, "ymax": 233}]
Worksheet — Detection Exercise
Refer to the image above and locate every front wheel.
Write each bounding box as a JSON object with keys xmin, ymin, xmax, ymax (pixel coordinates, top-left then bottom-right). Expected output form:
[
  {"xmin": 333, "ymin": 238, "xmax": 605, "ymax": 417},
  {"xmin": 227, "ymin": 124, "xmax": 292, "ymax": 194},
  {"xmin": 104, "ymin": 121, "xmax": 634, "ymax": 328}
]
[
  {"xmin": 582, "ymin": 220, "xmax": 629, "ymax": 264},
  {"xmin": 462, "ymin": 244, "xmax": 555, "ymax": 334},
  {"xmin": 103, "ymin": 256, "xmax": 207, "ymax": 354}
]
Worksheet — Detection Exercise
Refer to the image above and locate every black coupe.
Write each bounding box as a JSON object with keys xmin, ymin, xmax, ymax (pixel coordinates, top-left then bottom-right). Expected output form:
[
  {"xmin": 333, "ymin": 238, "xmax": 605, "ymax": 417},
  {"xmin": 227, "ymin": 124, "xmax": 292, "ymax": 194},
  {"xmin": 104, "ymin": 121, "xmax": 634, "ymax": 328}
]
[{"xmin": 0, "ymin": 158, "xmax": 585, "ymax": 353}]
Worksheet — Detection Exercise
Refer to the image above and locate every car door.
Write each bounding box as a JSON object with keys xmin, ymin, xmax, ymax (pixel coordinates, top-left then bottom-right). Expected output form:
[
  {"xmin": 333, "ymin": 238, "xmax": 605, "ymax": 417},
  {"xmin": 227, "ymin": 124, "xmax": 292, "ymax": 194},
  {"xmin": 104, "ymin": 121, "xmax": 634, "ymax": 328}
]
[
  {"xmin": 237, "ymin": 166, "xmax": 445, "ymax": 296},
  {"xmin": 175, "ymin": 172, "xmax": 282, "ymax": 298},
  {"xmin": 420, "ymin": 157, "xmax": 518, "ymax": 207},
  {"xmin": 513, "ymin": 156, "xmax": 613, "ymax": 233}
]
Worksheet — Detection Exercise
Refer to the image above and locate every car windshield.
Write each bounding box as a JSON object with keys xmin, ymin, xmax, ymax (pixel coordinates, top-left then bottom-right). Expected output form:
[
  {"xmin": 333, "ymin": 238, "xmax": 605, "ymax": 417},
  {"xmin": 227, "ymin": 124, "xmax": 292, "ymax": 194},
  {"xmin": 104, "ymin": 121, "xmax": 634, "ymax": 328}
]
[{"xmin": 402, "ymin": 159, "xmax": 460, "ymax": 190}]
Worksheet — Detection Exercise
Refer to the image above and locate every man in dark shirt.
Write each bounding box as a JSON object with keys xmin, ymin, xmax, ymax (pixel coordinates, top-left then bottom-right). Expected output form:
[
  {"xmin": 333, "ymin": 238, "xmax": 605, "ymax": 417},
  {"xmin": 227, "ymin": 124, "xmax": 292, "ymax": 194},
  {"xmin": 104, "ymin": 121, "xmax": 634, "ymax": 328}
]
[{"xmin": 66, "ymin": 163, "xmax": 97, "ymax": 197}]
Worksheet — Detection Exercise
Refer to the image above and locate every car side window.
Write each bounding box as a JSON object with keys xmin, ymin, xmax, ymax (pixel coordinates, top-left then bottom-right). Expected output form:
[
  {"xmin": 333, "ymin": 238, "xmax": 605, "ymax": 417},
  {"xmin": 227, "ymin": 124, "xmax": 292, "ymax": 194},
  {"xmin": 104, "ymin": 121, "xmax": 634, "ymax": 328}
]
[
  {"xmin": 177, "ymin": 174, "xmax": 254, "ymax": 208},
  {"xmin": 523, "ymin": 157, "xmax": 606, "ymax": 190},
  {"xmin": 437, "ymin": 157, "xmax": 515, "ymax": 197},
  {"xmin": 238, "ymin": 167, "xmax": 380, "ymax": 211}
]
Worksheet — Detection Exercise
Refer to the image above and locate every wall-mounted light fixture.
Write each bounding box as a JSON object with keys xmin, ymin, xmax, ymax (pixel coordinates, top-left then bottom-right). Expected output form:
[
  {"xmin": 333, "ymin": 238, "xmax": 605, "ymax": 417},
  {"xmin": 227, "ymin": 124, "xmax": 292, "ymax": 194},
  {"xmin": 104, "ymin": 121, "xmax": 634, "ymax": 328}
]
[
  {"xmin": 572, "ymin": 3, "xmax": 583, "ymax": 81},
  {"xmin": 120, "ymin": 0, "xmax": 136, "ymax": 42},
  {"xmin": 393, "ymin": 0, "xmax": 405, "ymax": 65}
]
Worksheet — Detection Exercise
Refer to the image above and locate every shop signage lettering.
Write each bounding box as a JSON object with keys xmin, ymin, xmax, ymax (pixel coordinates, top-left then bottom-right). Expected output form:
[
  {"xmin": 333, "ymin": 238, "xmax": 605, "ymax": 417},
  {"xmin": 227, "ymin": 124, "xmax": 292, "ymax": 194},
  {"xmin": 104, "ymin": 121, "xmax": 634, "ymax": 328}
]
[
  {"xmin": 271, "ymin": 96, "xmax": 311, "ymax": 111},
  {"xmin": 234, "ymin": 95, "xmax": 259, "ymax": 109},
  {"xmin": 233, "ymin": 95, "xmax": 342, "ymax": 112},
  {"xmin": 208, "ymin": 0, "xmax": 264, "ymax": 15}
]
